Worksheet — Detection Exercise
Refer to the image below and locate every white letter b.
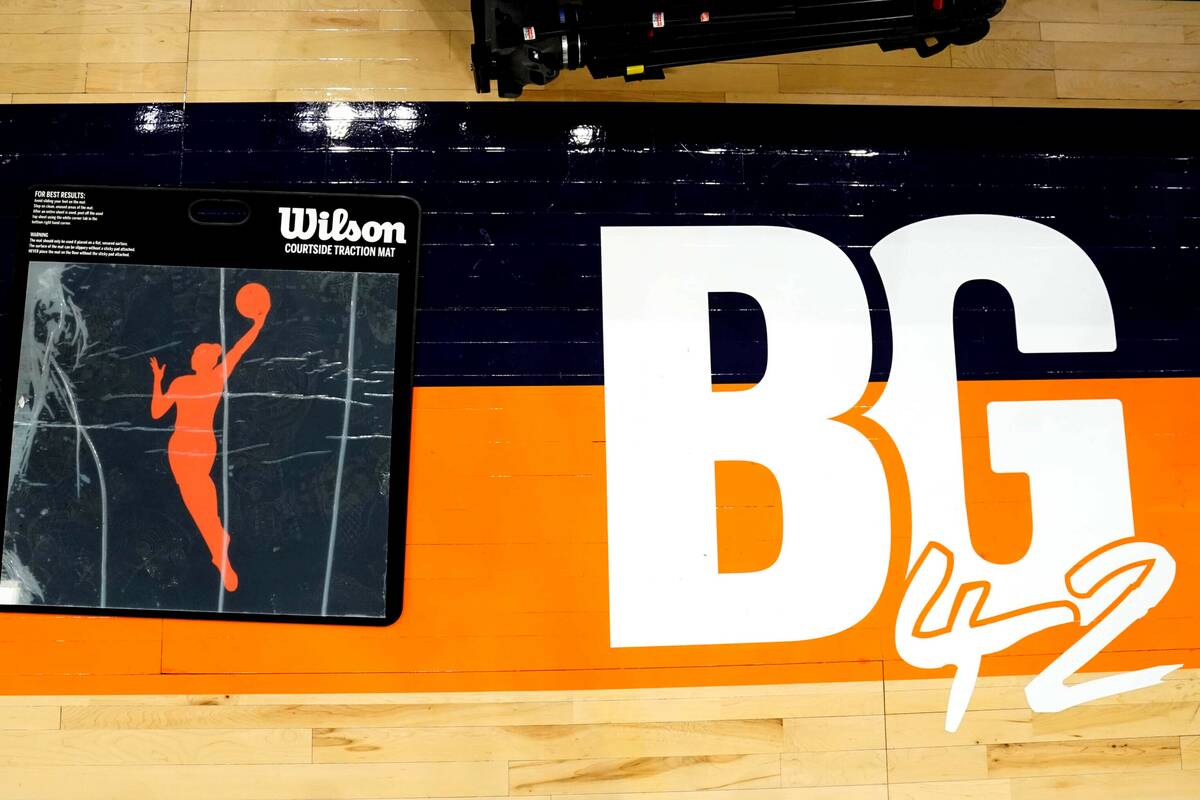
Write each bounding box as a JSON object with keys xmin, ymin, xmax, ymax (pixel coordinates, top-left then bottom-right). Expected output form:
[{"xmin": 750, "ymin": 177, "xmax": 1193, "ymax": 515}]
[{"xmin": 602, "ymin": 226, "xmax": 891, "ymax": 648}]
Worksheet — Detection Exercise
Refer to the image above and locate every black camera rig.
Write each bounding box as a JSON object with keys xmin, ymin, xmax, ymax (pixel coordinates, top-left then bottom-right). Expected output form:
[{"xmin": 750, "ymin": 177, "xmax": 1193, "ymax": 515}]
[{"xmin": 471, "ymin": 0, "xmax": 1006, "ymax": 98}]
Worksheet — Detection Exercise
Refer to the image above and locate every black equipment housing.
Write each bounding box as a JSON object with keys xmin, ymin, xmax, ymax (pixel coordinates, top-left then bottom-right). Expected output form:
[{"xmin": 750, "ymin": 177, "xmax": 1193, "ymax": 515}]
[{"xmin": 471, "ymin": 0, "xmax": 1006, "ymax": 98}]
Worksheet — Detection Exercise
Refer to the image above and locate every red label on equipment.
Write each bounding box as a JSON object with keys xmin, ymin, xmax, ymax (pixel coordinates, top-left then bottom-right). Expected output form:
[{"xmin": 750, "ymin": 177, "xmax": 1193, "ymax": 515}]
[{"xmin": 522, "ymin": 26, "xmax": 536, "ymax": 40}]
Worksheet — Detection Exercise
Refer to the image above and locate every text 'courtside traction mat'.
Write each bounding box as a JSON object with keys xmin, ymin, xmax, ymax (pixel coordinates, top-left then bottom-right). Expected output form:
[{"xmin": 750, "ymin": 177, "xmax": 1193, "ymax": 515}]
[{"xmin": 1, "ymin": 187, "xmax": 419, "ymax": 624}]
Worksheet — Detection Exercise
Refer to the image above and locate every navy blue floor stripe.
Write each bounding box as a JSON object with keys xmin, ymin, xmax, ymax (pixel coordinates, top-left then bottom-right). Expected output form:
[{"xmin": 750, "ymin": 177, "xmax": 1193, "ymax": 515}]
[{"xmin": 1, "ymin": 102, "xmax": 1196, "ymax": 387}]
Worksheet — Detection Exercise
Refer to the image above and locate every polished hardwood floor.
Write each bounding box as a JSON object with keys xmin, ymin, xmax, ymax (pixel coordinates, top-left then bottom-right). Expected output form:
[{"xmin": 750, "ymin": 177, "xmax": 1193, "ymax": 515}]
[
  {"xmin": 0, "ymin": 0, "xmax": 1196, "ymax": 105},
  {"xmin": 3, "ymin": 672, "xmax": 1200, "ymax": 799}
]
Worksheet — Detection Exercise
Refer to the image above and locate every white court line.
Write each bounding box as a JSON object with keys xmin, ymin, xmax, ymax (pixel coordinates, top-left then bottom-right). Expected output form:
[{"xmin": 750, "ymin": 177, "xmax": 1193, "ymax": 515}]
[
  {"xmin": 217, "ymin": 268, "xmax": 231, "ymax": 612},
  {"xmin": 322, "ymin": 272, "xmax": 358, "ymax": 616}
]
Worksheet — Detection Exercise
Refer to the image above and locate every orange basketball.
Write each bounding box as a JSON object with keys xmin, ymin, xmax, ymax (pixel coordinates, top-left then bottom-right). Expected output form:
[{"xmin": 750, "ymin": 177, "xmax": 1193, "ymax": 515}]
[{"xmin": 235, "ymin": 282, "xmax": 271, "ymax": 318}]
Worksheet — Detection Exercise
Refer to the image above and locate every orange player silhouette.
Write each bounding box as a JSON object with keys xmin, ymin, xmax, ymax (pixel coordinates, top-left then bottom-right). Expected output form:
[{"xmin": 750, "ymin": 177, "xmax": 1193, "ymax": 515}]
[{"xmin": 150, "ymin": 282, "xmax": 271, "ymax": 592}]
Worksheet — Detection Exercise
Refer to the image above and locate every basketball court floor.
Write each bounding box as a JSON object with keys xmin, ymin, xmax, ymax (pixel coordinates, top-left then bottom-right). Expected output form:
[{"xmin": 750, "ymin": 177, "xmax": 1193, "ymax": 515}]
[{"xmin": 1, "ymin": 2, "xmax": 1199, "ymax": 800}]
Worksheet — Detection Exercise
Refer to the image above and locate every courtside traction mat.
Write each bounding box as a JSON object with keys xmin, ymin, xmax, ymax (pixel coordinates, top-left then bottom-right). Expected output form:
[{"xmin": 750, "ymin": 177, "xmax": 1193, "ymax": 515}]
[{"xmin": 1, "ymin": 187, "xmax": 418, "ymax": 624}]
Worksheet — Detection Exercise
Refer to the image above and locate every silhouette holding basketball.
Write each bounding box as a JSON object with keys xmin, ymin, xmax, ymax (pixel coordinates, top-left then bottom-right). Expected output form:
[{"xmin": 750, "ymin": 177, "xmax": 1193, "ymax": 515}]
[{"xmin": 150, "ymin": 282, "xmax": 271, "ymax": 592}]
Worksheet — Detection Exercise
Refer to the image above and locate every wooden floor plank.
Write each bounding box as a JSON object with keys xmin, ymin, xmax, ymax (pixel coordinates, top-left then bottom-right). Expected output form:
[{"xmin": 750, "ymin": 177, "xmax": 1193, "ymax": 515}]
[
  {"xmin": 780, "ymin": 750, "xmax": 887, "ymax": 788},
  {"xmin": 889, "ymin": 702, "xmax": 1200, "ymax": 748},
  {"xmin": 985, "ymin": 737, "xmax": 1182, "ymax": 778},
  {"xmin": 189, "ymin": 10, "xmax": 384, "ymax": 30},
  {"xmin": 186, "ymin": 59, "xmax": 362, "ymax": 91},
  {"xmin": 886, "ymin": 710, "xmax": 1034, "ymax": 749},
  {"xmin": 571, "ymin": 691, "xmax": 883, "ymax": 726},
  {"xmin": 0, "ymin": 762, "xmax": 509, "ymax": 800},
  {"xmin": 190, "ymin": 0, "xmax": 469, "ymax": 10},
  {"xmin": 890, "ymin": 778, "xmax": 1013, "ymax": 800},
  {"xmin": 0, "ymin": 32, "xmax": 186, "ymax": 62},
  {"xmin": 885, "ymin": 686, "xmax": 1032, "ymax": 715},
  {"xmin": 726, "ymin": 92, "xmax": 996, "ymax": 106},
  {"xmin": 885, "ymin": 673, "xmax": 1200, "ymax": 714},
  {"xmin": 1040, "ymin": 22, "xmax": 1186, "ymax": 42},
  {"xmin": 1030, "ymin": 702, "xmax": 1200, "ymax": 740},
  {"xmin": 0, "ymin": 13, "xmax": 188, "ymax": 33},
  {"xmin": 0, "ymin": 706, "xmax": 60, "ymax": 731},
  {"xmin": 0, "ymin": 728, "xmax": 311, "ymax": 766},
  {"xmin": 60, "ymin": 701, "xmax": 575, "ymax": 730},
  {"xmin": 12, "ymin": 89, "xmax": 186, "ymax": 101},
  {"xmin": 1009, "ymin": 770, "xmax": 1200, "ymax": 800},
  {"xmin": 777, "ymin": 64, "xmax": 1056, "ymax": 98},
  {"xmin": 537, "ymin": 789, "xmax": 888, "ymax": 800},
  {"xmin": 784, "ymin": 716, "xmax": 886, "ymax": 752},
  {"xmin": 1098, "ymin": 0, "xmax": 1200, "ymax": 26},
  {"xmin": 187, "ymin": 29, "xmax": 450, "ymax": 60},
  {"xmin": 0, "ymin": 0, "xmax": 189, "ymax": 12},
  {"xmin": 1001, "ymin": 0, "xmax": 1102, "ymax": 23},
  {"xmin": 887, "ymin": 746, "xmax": 990, "ymax": 784},
  {"xmin": 313, "ymin": 720, "xmax": 786, "ymax": 764},
  {"xmin": 509, "ymin": 754, "xmax": 781, "ymax": 796},
  {"xmin": 1056, "ymin": 68, "xmax": 1200, "ymax": 99},
  {"xmin": 1054, "ymin": 41, "xmax": 1200, "ymax": 71},
  {"xmin": 0, "ymin": 62, "xmax": 85, "ymax": 92},
  {"xmin": 85, "ymin": 61, "xmax": 184, "ymax": 91},
  {"xmin": 377, "ymin": 9, "xmax": 471, "ymax": 30},
  {"xmin": 949, "ymin": 40, "xmax": 1056, "ymax": 69}
]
